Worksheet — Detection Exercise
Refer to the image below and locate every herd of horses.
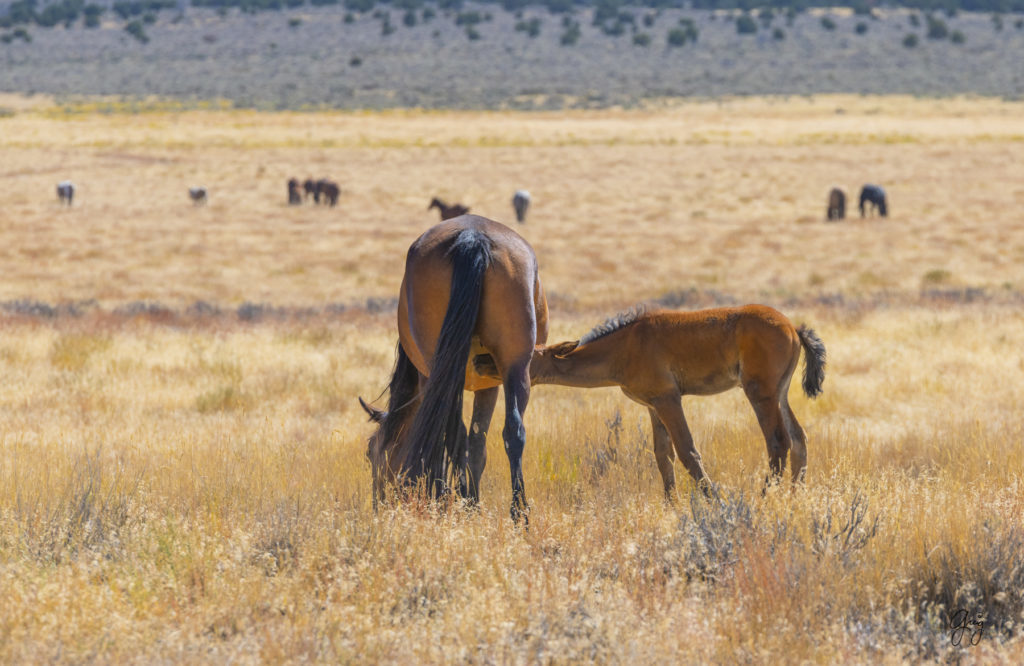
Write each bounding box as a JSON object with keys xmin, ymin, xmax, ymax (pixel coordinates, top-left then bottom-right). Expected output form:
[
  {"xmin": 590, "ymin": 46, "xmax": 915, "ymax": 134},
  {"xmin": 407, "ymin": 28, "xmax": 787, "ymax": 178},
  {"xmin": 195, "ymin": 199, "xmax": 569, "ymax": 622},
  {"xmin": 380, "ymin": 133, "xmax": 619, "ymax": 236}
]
[
  {"xmin": 360, "ymin": 215, "xmax": 827, "ymax": 522},
  {"xmin": 288, "ymin": 178, "xmax": 340, "ymax": 206},
  {"xmin": 828, "ymin": 184, "xmax": 888, "ymax": 221}
]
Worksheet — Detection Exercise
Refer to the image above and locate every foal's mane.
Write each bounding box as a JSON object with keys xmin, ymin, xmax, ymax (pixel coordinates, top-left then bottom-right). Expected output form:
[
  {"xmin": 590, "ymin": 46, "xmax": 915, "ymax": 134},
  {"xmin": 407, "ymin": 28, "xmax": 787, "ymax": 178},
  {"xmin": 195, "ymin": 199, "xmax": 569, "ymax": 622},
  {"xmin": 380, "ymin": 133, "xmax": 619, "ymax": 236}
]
[{"xmin": 580, "ymin": 304, "xmax": 655, "ymax": 345}]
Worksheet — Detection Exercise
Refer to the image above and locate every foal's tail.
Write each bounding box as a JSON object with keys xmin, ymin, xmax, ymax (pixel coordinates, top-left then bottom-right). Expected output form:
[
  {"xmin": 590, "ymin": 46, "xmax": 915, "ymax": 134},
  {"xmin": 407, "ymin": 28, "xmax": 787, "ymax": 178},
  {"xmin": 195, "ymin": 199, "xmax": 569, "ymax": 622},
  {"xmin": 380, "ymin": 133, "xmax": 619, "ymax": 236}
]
[
  {"xmin": 402, "ymin": 228, "xmax": 492, "ymax": 494},
  {"xmin": 796, "ymin": 325, "xmax": 826, "ymax": 398}
]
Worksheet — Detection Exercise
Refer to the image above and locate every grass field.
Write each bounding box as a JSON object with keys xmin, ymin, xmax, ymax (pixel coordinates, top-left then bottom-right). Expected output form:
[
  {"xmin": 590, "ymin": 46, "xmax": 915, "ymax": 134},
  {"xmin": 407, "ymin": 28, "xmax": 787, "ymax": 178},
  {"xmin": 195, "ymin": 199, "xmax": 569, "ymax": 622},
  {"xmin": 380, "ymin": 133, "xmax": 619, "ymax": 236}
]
[{"xmin": 0, "ymin": 94, "xmax": 1022, "ymax": 661}]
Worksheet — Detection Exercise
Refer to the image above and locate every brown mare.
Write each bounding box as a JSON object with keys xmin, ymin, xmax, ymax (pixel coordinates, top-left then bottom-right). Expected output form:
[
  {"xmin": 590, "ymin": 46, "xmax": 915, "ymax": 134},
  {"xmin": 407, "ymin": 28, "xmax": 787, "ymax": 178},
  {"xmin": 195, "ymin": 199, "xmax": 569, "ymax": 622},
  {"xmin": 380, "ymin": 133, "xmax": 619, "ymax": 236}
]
[
  {"xmin": 428, "ymin": 197, "xmax": 470, "ymax": 221},
  {"xmin": 360, "ymin": 215, "xmax": 548, "ymax": 522},
  {"xmin": 826, "ymin": 187, "xmax": 846, "ymax": 221},
  {"xmin": 287, "ymin": 178, "xmax": 302, "ymax": 205},
  {"xmin": 475, "ymin": 305, "xmax": 825, "ymax": 497},
  {"xmin": 320, "ymin": 181, "xmax": 340, "ymax": 206}
]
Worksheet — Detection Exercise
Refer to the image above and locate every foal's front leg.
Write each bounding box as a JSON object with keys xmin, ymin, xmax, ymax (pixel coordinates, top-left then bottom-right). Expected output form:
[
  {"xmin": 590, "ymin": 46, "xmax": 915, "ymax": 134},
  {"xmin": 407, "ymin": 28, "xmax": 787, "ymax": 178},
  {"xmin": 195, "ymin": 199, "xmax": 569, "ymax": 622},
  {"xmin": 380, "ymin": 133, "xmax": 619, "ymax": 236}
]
[
  {"xmin": 647, "ymin": 407, "xmax": 677, "ymax": 500},
  {"xmin": 649, "ymin": 394, "xmax": 714, "ymax": 498}
]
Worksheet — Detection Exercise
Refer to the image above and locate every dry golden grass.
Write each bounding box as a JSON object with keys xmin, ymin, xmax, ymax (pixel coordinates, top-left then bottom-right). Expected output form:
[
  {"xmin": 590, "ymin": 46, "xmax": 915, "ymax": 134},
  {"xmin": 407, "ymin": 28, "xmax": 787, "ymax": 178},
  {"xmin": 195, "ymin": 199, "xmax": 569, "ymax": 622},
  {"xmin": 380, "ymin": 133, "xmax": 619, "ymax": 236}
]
[{"xmin": 0, "ymin": 95, "xmax": 1022, "ymax": 662}]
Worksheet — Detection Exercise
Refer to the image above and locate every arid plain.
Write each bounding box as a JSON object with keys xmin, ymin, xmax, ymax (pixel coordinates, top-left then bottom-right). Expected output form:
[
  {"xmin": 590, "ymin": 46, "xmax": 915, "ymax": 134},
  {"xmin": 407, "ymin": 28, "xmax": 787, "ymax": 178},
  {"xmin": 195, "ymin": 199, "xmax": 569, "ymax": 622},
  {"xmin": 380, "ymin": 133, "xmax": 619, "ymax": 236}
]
[{"xmin": 0, "ymin": 95, "xmax": 1022, "ymax": 661}]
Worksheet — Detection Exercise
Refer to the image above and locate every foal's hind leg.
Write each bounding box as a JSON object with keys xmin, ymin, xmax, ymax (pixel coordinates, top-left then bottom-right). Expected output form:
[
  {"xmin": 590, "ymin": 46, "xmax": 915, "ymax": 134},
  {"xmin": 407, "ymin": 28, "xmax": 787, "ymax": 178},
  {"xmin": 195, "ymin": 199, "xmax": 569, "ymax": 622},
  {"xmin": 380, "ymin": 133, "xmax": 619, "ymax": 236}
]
[
  {"xmin": 460, "ymin": 387, "xmax": 499, "ymax": 504},
  {"xmin": 781, "ymin": 396, "xmax": 807, "ymax": 483},
  {"xmin": 745, "ymin": 387, "xmax": 793, "ymax": 485},
  {"xmin": 647, "ymin": 408, "xmax": 677, "ymax": 500}
]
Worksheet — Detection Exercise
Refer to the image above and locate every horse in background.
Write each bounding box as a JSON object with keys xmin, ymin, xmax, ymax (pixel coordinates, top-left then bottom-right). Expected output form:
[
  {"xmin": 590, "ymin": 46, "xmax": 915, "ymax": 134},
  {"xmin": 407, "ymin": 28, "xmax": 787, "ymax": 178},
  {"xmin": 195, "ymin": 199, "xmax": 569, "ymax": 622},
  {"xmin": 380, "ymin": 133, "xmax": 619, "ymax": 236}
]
[
  {"xmin": 429, "ymin": 197, "xmax": 470, "ymax": 221},
  {"xmin": 189, "ymin": 187, "xmax": 208, "ymax": 205},
  {"xmin": 288, "ymin": 178, "xmax": 302, "ymax": 205},
  {"xmin": 826, "ymin": 187, "xmax": 845, "ymax": 221},
  {"xmin": 359, "ymin": 216, "xmax": 548, "ymax": 523},
  {"xmin": 56, "ymin": 181, "xmax": 74, "ymax": 206},
  {"xmin": 859, "ymin": 184, "xmax": 887, "ymax": 217},
  {"xmin": 512, "ymin": 190, "xmax": 531, "ymax": 223},
  {"xmin": 320, "ymin": 180, "xmax": 340, "ymax": 206},
  {"xmin": 303, "ymin": 179, "xmax": 318, "ymax": 203},
  {"xmin": 475, "ymin": 305, "xmax": 826, "ymax": 497}
]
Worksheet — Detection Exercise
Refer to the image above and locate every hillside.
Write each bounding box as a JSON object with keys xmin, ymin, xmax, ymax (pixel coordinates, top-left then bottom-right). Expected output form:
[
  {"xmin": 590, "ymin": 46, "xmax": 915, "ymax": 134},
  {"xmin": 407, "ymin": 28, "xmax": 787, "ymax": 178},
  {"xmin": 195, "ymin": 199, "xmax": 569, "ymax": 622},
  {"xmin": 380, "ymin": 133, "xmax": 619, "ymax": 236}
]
[{"xmin": 2, "ymin": 4, "xmax": 1024, "ymax": 108}]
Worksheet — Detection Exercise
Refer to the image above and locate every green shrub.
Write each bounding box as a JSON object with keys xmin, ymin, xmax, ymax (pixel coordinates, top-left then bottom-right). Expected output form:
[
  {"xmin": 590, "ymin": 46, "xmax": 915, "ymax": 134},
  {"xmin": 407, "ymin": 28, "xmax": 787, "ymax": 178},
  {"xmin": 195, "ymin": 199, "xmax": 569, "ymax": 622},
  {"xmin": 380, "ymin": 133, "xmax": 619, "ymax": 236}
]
[
  {"xmin": 455, "ymin": 10, "xmax": 482, "ymax": 26},
  {"xmin": 465, "ymin": 25, "xmax": 480, "ymax": 39},
  {"xmin": 820, "ymin": 16, "xmax": 836, "ymax": 31},
  {"xmin": 772, "ymin": 26, "xmax": 785, "ymax": 40},
  {"xmin": 855, "ymin": 21, "xmax": 867, "ymax": 34},
  {"xmin": 950, "ymin": 29, "xmax": 965, "ymax": 43},
  {"xmin": 288, "ymin": 16, "xmax": 301, "ymax": 27},
  {"xmin": 677, "ymin": 17, "xmax": 698, "ymax": 42},
  {"xmin": 735, "ymin": 14, "xmax": 756, "ymax": 34},
  {"xmin": 851, "ymin": 0, "xmax": 871, "ymax": 15},
  {"xmin": 926, "ymin": 15, "xmax": 948, "ymax": 39},
  {"xmin": 402, "ymin": 8, "xmax": 415, "ymax": 26},
  {"xmin": 84, "ymin": 4, "xmax": 104, "ymax": 28},
  {"xmin": 514, "ymin": 16, "xmax": 541, "ymax": 37},
  {"xmin": 344, "ymin": 0, "xmax": 374, "ymax": 12},
  {"xmin": 124, "ymin": 18, "xmax": 148, "ymax": 43},
  {"xmin": 902, "ymin": 32, "xmax": 918, "ymax": 48},
  {"xmin": 559, "ymin": 19, "xmax": 580, "ymax": 46},
  {"xmin": 632, "ymin": 31, "xmax": 649, "ymax": 46}
]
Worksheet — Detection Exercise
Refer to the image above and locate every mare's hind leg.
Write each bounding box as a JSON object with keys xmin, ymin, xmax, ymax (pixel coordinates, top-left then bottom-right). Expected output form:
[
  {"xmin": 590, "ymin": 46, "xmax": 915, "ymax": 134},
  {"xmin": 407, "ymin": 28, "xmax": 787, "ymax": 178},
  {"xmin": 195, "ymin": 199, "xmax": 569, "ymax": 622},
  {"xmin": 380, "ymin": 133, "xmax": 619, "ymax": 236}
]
[
  {"xmin": 648, "ymin": 395, "xmax": 713, "ymax": 497},
  {"xmin": 460, "ymin": 387, "xmax": 499, "ymax": 504},
  {"xmin": 781, "ymin": 396, "xmax": 807, "ymax": 483},
  {"xmin": 647, "ymin": 408, "xmax": 677, "ymax": 500},
  {"xmin": 501, "ymin": 357, "xmax": 532, "ymax": 524},
  {"xmin": 744, "ymin": 385, "xmax": 793, "ymax": 485}
]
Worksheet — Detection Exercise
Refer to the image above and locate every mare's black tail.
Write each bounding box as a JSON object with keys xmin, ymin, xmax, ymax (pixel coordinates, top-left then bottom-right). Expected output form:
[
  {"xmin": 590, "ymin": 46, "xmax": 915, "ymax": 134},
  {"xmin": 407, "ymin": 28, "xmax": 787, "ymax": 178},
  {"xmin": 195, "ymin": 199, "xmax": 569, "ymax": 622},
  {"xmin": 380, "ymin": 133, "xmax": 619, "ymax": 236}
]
[{"xmin": 402, "ymin": 229, "xmax": 492, "ymax": 495}]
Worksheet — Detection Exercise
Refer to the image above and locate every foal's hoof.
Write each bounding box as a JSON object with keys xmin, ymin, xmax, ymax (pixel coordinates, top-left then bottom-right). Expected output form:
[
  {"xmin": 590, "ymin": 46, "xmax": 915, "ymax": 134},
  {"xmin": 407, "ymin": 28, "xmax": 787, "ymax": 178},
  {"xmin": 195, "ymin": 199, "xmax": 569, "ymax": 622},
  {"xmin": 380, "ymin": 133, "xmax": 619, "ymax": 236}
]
[{"xmin": 696, "ymin": 479, "xmax": 720, "ymax": 501}]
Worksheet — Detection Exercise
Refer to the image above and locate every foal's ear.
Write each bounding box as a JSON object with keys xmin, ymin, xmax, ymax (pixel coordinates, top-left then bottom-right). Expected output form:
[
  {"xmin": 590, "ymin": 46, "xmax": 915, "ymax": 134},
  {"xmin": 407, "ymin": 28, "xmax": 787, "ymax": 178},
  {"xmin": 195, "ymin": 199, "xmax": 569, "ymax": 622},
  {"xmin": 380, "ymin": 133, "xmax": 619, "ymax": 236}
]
[
  {"xmin": 358, "ymin": 397, "xmax": 386, "ymax": 423},
  {"xmin": 550, "ymin": 340, "xmax": 580, "ymax": 359}
]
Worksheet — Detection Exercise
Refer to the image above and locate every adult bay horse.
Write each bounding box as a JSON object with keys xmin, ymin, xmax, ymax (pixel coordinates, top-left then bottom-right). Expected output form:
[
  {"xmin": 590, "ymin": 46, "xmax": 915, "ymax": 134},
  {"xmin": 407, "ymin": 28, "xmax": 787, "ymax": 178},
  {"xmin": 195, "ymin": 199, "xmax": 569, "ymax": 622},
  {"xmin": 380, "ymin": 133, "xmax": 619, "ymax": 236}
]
[
  {"xmin": 428, "ymin": 197, "xmax": 470, "ymax": 221},
  {"xmin": 287, "ymin": 178, "xmax": 302, "ymax": 205},
  {"xmin": 859, "ymin": 184, "xmax": 887, "ymax": 217},
  {"xmin": 826, "ymin": 187, "xmax": 845, "ymax": 221},
  {"xmin": 360, "ymin": 215, "xmax": 548, "ymax": 522},
  {"xmin": 475, "ymin": 305, "xmax": 825, "ymax": 497},
  {"xmin": 56, "ymin": 180, "xmax": 74, "ymax": 206},
  {"xmin": 512, "ymin": 189, "xmax": 531, "ymax": 223}
]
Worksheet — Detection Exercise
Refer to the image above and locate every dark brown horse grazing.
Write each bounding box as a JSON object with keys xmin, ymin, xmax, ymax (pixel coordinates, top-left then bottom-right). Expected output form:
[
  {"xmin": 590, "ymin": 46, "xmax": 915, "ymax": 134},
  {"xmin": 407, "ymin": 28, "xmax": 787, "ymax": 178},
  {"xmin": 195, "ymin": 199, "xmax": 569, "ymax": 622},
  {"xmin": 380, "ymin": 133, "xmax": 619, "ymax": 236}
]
[
  {"xmin": 56, "ymin": 180, "xmax": 74, "ymax": 206},
  {"xmin": 303, "ymin": 178, "xmax": 318, "ymax": 202},
  {"xmin": 288, "ymin": 178, "xmax": 302, "ymax": 205},
  {"xmin": 429, "ymin": 197, "xmax": 470, "ymax": 221},
  {"xmin": 826, "ymin": 187, "xmax": 845, "ymax": 221},
  {"xmin": 320, "ymin": 181, "xmax": 340, "ymax": 206},
  {"xmin": 859, "ymin": 184, "xmax": 888, "ymax": 217},
  {"xmin": 475, "ymin": 305, "xmax": 825, "ymax": 497},
  {"xmin": 360, "ymin": 215, "xmax": 548, "ymax": 522}
]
